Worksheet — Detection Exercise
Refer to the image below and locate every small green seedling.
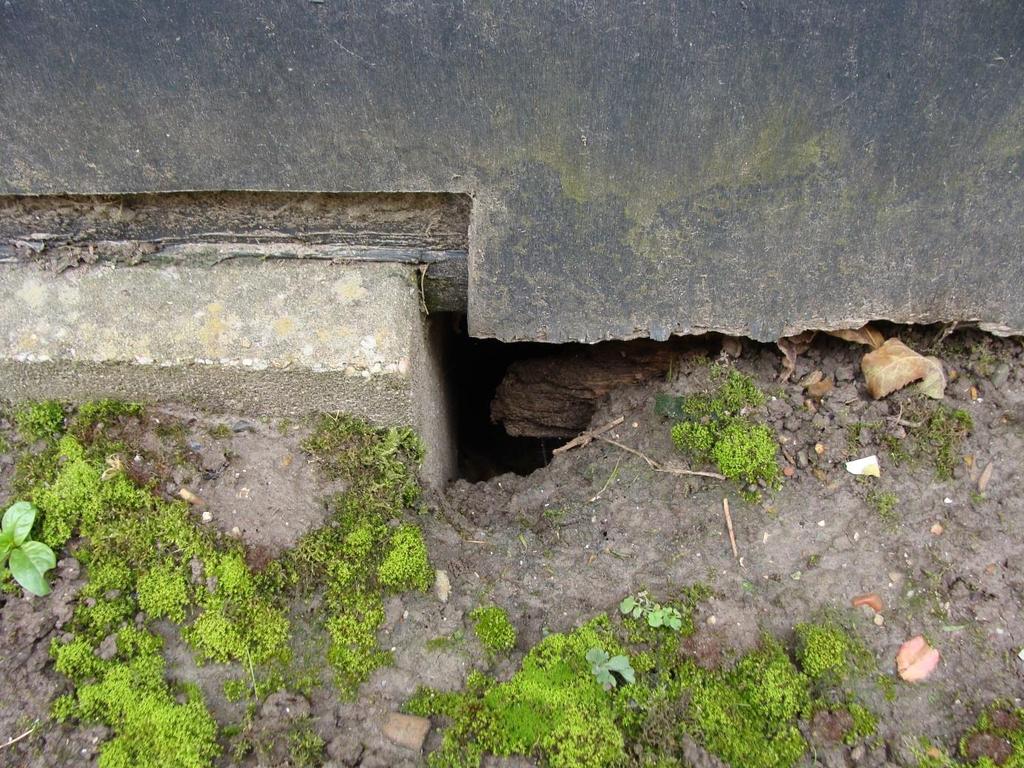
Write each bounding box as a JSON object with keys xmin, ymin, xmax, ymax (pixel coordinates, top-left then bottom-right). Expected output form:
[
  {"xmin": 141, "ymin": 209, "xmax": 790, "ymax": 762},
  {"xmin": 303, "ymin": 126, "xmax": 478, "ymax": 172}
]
[
  {"xmin": 620, "ymin": 591, "xmax": 683, "ymax": 631},
  {"xmin": 0, "ymin": 502, "xmax": 56, "ymax": 596},
  {"xmin": 586, "ymin": 647, "xmax": 634, "ymax": 690}
]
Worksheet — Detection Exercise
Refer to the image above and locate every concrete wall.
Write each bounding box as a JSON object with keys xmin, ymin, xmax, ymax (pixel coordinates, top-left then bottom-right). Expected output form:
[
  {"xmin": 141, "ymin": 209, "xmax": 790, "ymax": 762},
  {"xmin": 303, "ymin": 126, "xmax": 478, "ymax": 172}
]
[{"xmin": 2, "ymin": 1, "xmax": 1022, "ymax": 343}]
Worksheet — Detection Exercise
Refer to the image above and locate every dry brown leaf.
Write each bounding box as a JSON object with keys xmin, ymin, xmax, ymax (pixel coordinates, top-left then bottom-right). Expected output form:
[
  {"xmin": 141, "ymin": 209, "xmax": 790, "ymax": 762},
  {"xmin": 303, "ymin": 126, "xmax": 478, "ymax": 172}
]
[
  {"xmin": 862, "ymin": 339, "xmax": 946, "ymax": 399},
  {"xmin": 851, "ymin": 593, "xmax": 884, "ymax": 613},
  {"xmin": 776, "ymin": 331, "xmax": 817, "ymax": 382},
  {"xmin": 826, "ymin": 324, "xmax": 885, "ymax": 349},
  {"xmin": 978, "ymin": 462, "xmax": 994, "ymax": 493},
  {"xmin": 806, "ymin": 377, "xmax": 834, "ymax": 399},
  {"xmin": 897, "ymin": 635, "xmax": 940, "ymax": 682}
]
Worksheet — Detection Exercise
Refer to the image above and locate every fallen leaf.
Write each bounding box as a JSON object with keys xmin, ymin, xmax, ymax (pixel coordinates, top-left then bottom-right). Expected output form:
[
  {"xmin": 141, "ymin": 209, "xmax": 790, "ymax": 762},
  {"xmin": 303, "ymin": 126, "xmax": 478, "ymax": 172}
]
[
  {"xmin": 806, "ymin": 377, "xmax": 834, "ymax": 399},
  {"xmin": 827, "ymin": 325, "xmax": 885, "ymax": 349},
  {"xmin": 978, "ymin": 462, "xmax": 994, "ymax": 492},
  {"xmin": 846, "ymin": 455, "xmax": 880, "ymax": 477},
  {"xmin": 852, "ymin": 593, "xmax": 884, "ymax": 613},
  {"xmin": 177, "ymin": 487, "xmax": 203, "ymax": 505},
  {"xmin": 897, "ymin": 635, "xmax": 940, "ymax": 682},
  {"xmin": 862, "ymin": 339, "xmax": 946, "ymax": 399},
  {"xmin": 800, "ymin": 370, "xmax": 824, "ymax": 387},
  {"xmin": 721, "ymin": 337, "xmax": 742, "ymax": 358},
  {"xmin": 776, "ymin": 331, "xmax": 817, "ymax": 382}
]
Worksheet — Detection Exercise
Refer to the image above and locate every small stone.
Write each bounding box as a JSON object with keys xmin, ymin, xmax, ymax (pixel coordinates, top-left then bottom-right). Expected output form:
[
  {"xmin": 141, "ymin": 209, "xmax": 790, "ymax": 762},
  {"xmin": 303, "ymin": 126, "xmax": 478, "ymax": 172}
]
[
  {"xmin": 814, "ymin": 442, "xmax": 826, "ymax": 455},
  {"xmin": 327, "ymin": 732, "xmax": 364, "ymax": 766},
  {"xmin": 931, "ymin": 522, "xmax": 944, "ymax": 536},
  {"xmin": 201, "ymin": 510, "xmax": 213, "ymax": 523},
  {"xmin": 992, "ymin": 362, "xmax": 1011, "ymax": 388},
  {"xmin": 229, "ymin": 526, "xmax": 242, "ymax": 538},
  {"xmin": 706, "ymin": 615, "xmax": 717, "ymax": 626},
  {"xmin": 381, "ymin": 713, "xmax": 431, "ymax": 752},
  {"xmin": 797, "ymin": 449, "xmax": 809, "ymax": 468},
  {"xmin": 97, "ymin": 633, "xmax": 118, "ymax": 661},
  {"xmin": 873, "ymin": 614, "xmax": 885, "ymax": 626},
  {"xmin": 231, "ymin": 420, "xmax": 257, "ymax": 433},
  {"xmin": 783, "ymin": 465, "xmax": 795, "ymax": 478},
  {"xmin": 434, "ymin": 570, "xmax": 451, "ymax": 603}
]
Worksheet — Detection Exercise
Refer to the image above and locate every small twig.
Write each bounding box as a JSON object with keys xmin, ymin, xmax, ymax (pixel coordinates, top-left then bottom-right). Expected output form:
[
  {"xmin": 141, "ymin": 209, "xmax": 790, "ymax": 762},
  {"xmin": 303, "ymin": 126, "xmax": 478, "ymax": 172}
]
[
  {"xmin": 723, "ymin": 498, "xmax": 738, "ymax": 559},
  {"xmin": 553, "ymin": 416, "xmax": 625, "ymax": 455},
  {"xmin": 596, "ymin": 436, "xmax": 726, "ymax": 480},
  {"xmin": 0, "ymin": 723, "xmax": 38, "ymax": 751},
  {"xmin": 588, "ymin": 459, "xmax": 621, "ymax": 503}
]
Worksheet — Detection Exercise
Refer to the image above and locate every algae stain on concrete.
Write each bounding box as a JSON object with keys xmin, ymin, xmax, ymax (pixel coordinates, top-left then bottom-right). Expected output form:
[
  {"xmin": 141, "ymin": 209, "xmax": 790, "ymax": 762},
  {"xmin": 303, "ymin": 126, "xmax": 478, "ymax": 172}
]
[
  {"xmin": 273, "ymin": 316, "xmax": 296, "ymax": 338},
  {"xmin": 16, "ymin": 277, "xmax": 49, "ymax": 309},
  {"xmin": 199, "ymin": 302, "xmax": 229, "ymax": 356},
  {"xmin": 333, "ymin": 274, "xmax": 368, "ymax": 303}
]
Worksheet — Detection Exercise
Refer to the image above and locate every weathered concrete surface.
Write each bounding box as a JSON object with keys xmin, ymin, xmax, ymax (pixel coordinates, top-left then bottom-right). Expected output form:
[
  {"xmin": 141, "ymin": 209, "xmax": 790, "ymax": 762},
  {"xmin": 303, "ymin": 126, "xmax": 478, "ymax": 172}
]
[
  {"xmin": 2, "ymin": 2, "xmax": 1022, "ymax": 343},
  {"xmin": 0, "ymin": 260, "xmax": 454, "ymax": 483}
]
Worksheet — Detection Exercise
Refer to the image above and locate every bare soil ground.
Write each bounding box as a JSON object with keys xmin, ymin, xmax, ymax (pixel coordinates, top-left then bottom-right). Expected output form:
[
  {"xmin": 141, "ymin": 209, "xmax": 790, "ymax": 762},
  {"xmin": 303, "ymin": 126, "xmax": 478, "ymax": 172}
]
[{"xmin": 1, "ymin": 327, "xmax": 1022, "ymax": 767}]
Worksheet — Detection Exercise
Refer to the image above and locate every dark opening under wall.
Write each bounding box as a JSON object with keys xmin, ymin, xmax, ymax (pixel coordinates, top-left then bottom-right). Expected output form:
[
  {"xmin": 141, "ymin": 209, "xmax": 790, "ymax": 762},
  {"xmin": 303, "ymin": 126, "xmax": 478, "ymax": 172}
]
[
  {"xmin": 446, "ymin": 320, "xmax": 701, "ymax": 482},
  {"xmin": 447, "ymin": 318, "xmax": 567, "ymax": 482}
]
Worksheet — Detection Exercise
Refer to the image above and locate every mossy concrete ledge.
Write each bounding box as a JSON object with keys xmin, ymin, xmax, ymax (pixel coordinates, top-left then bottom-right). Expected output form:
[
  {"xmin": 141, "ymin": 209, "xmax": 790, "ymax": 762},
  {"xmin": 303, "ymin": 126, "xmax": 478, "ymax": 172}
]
[{"xmin": 0, "ymin": 259, "xmax": 454, "ymax": 483}]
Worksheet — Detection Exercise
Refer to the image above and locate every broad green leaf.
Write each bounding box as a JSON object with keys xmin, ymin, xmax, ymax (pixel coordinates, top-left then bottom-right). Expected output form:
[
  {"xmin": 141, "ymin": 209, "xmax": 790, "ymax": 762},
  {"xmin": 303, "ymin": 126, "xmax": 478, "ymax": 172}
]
[
  {"xmin": 619, "ymin": 666, "xmax": 635, "ymax": 685},
  {"xmin": 606, "ymin": 655, "xmax": 631, "ymax": 671},
  {"xmin": 0, "ymin": 537, "xmax": 11, "ymax": 565},
  {"xmin": 9, "ymin": 547, "xmax": 50, "ymax": 596},
  {"xmin": 19, "ymin": 540, "xmax": 56, "ymax": 573},
  {"xmin": 2, "ymin": 502, "xmax": 36, "ymax": 546},
  {"xmin": 648, "ymin": 612, "xmax": 662, "ymax": 628},
  {"xmin": 631, "ymin": 607, "xmax": 642, "ymax": 619},
  {"xmin": 586, "ymin": 648, "xmax": 608, "ymax": 666},
  {"xmin": 619, "ymin": 596, "xmax": 635, "ymax": 614}
]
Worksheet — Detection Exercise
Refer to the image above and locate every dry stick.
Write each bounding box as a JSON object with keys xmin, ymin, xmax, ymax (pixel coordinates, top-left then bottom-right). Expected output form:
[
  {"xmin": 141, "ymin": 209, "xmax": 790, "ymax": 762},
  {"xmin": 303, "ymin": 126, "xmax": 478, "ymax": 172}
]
[
  {"xmin": 596, "ymin": 436, "xmax": 726, "ymax": 480},
  {"xmin": 552, "ymin": 416, "xmax": 625, "ymax": 455},
  {"xmin": 723, "ymin": 498, "xmax": 738, "ymax": 559},
  {"xmin": 0, "ymin": 724, "xmax": 38, "ymax": 751}
]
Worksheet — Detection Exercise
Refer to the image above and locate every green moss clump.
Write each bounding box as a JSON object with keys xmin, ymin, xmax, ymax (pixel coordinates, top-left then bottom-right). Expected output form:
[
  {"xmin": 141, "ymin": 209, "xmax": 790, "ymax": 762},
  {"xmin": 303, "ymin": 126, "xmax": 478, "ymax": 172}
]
[
  {"xmin": 678, "ymin": 638, "xmax": 810, "ymax": 768},
  {"xmin": 409, "ymin": 617, "xmax": 627, "ymax": 768},
  {"xmin": 14, "ymin": 400, "xmax": 65, "ymax": 441},
  {"xmin": 866, "ymin": 488, "xmax": 899, "ymax": 525},
  {"xmin": 52, "ymin": 626, "xmax": 219, "ymax": 768},
  {"xmin": 470, "ymin": 605, "xmax": 517, "ymax": 654},
  {"xmin": 794, "ymin": 622, "xmax": 850, "ymax": 683},
  {"xmin": 668, "ymin": 367, "xmax": 780, "ymax": 496},
  {"xmin": 136, "ymin": 561, "xmax": 190, "ymax": 623},
  {"xmin": 922, "ymin": 405, "xmax": 973, "ymax": 481},
  {"xmin": 70, "ymin": 399, "xmax": 144, "ymax": 437},
  {"xmin": 378, "ymin": 524, "xmax": 433, "ymax": 592},
  {"xmin": 280, "ymin": 414, "xmax": 429, "ymax": 698},
  {"xmin": 844, "ymin": 702, "xmax": 878, "ymax": 745}
]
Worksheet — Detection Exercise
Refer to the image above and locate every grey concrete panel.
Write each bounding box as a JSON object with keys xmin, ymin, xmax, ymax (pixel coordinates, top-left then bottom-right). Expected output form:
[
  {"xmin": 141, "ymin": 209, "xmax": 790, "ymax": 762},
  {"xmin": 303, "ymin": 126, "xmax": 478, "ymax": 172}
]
[{"xmin": 2, "ymin": 2, "xmax": 1022, "ymax": 342}]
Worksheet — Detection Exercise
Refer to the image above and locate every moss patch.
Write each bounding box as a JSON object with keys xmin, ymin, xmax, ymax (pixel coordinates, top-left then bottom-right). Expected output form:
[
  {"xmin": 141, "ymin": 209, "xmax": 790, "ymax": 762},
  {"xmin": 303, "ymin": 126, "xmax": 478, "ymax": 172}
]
[
  {"xmin": 408, "ymin": 605, "xmax": 875, "ymax": 768},
  {"xmin": 470, "ymin": 605, "xmax": 517, "ymax": 655},
  {"xmin": 14, "ymin": 399, "xmax": 65, "ymax": 442},
  {"xmin": 275, "ymin": 414, "xmax": 431, "ymax": 698},
  {"xmin": 660, "ymin": 366, "xmax": 780, "ymax": 498},
  {"xmin": 14, "ymin": 403, "xmax": 433, "ymax": 765}
]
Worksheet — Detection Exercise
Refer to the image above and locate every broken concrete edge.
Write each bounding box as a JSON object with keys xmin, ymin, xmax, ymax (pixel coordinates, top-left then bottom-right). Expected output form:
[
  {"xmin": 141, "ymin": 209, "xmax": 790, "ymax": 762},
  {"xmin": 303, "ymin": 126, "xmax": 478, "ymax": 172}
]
[{"xmin": 464, "ymin": 316, "xmax": 1024, "ymax": 346}]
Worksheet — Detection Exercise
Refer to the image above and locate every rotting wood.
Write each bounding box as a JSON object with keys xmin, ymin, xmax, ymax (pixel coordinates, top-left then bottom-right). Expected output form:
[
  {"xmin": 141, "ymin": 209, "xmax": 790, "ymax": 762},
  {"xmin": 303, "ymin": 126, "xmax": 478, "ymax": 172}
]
[{"xmin": 491, "ymin": 341, "xmax": 678, "ymax": 438}]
